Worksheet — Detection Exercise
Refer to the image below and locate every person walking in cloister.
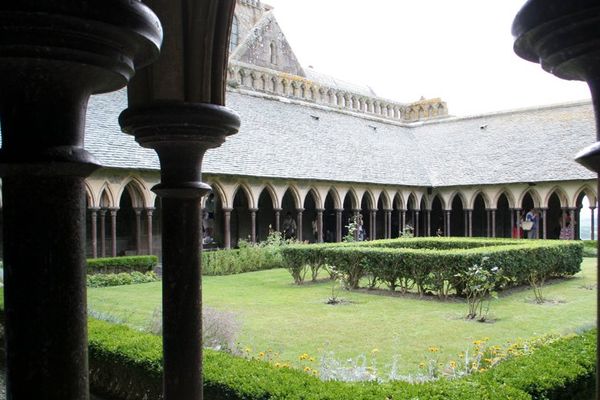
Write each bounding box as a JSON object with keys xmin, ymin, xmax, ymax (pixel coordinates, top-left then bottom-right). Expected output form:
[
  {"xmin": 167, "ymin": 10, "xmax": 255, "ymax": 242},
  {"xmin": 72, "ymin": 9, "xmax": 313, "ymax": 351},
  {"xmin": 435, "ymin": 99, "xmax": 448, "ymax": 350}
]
[
  {"xmin": 282, "ymin": 212, "xmax": 297, "ymax": 239},
  {"xmin": 524, "ymin": 208, "xmax": 538, "ymax": 239}
]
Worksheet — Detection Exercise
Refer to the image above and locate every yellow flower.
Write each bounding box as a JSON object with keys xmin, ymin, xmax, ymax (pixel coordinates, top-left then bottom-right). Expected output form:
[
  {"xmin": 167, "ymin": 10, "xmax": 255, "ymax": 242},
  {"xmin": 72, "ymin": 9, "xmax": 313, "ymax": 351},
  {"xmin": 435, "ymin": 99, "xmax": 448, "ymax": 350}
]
[
  {"xmin": 312, "ymin": 370, "xmax": 319, "ymax": 376},
  {"xmin": 244, "ymin": 347, "xmax": 252, "ymax": 353},
  {"xmin": 449, "ymin": 361, "xmax": 457, "ymax": 369},
  {"xmin": 371, "ymin": 348, "xmax": 379, "ymax": 354},
  {"xmin": 274, "ymin": 362, "xmax": 281, "ymax": 368},
  {"xmin": 258, "ymin": 352, "xmax": 265, "ymax": 358},
  {"xmin": 309, "ymin": 357, "xmax": 315, "ymax": 362},
  {"xmin": 428, "ymin": 346, "xmax": 439, "ymax": 353},
  {"xmin": 304, "ymin": 366, "xmax": 311, "ymax": 372},
  {"xmin": 419, "ymin": 362, "xmax": 426, "ymax": 368}
]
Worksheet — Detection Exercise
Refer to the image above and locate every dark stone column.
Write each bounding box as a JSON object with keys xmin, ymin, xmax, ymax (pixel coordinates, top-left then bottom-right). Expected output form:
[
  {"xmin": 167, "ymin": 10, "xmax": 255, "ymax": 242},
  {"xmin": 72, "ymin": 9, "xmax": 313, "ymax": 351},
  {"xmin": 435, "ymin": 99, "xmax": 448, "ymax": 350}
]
[
  {"xmin": 99, "ymin": 209, "xmax": 107, "ymax": 257},
  {"xmin": 570, "ymin": 208, "xmax": 577, "ymax": 240},
  {"xmin": 274, "ymin": 208, "xmax": 282, "ymax": 233},
  {"xmin": 296, "ymin": 208, "xmax": 304, "ymax": 242},
  {"xmin": 120, "ymin": 103, "xmax": 239, "ymax": 400},
  {"xmin": 591, "ymin": 206, "xmax": 596, "ymax": 240},
  {"xmin": 400, "ymin": 209, "xmax": 406, "ymax": 235},
  {"xmin": 510, "ymin": 208, "xmax": 515, "ymax": 238},
  {"xmin": 0, "ymin": 3, "xmax": 161, "ymax": 399},
  {"xmin": 514, "ymin": 4, "xmax": 600, "ymax": 388},
  {"xmin": 110, "ymin": 208, "xmax": 118, "ymax": 257},
  {"xmin": 90, "ymin": 208, "xmax": 99, "ymax": 259},
  {"xmin": 353, "ymin": 209, "xmax": 360, "ymax": 241},
  {"xmin": 540, "ymin": 208, "xmax": 548, "ymax": 239},
  {"xmin": 223, "ymin": 208, "xmax": 232, "ymax": 249},
  {"xmin": 250, "ymin": 208, "xmax": 258, "ymax": 244},
  {"xmin": 386, "ymin": 210, "xmax": 392, "ymax": 238},
  {"xmin": 415, "ymin": 210, "xmax": 420, "ymax": 237},
  {"xmin": 146, "ymin": 208, "xmax": 154, "ymax": 255},
  {"xmin": 335, "ymin": 209, "xmax": 343, "ymax": 242},
  {"xmin": 465, "ymin": 209, "xmax": 473, "ymax": 237},
  {"xmin": 317, "ymin": 209, "xmax": 324, "ymax": 243},
  {"xmin": 491, "ymin": 209, "xmax": 496, "ymax": 238},
  {"xmin": 135, "ymin": 208, "xmax": 143, "ymax": 254},
  {"xmin": 370, "ymin": 209, "xmax": 377, "ymax": 240}
]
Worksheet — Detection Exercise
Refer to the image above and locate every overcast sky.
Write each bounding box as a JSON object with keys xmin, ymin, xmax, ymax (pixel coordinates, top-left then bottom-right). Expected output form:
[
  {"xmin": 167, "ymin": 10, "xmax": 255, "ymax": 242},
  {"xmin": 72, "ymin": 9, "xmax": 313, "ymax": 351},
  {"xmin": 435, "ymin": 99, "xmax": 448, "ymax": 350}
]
[{"xmin": 263, "ymin": 0, "xmax": 591, "ymax": 116}]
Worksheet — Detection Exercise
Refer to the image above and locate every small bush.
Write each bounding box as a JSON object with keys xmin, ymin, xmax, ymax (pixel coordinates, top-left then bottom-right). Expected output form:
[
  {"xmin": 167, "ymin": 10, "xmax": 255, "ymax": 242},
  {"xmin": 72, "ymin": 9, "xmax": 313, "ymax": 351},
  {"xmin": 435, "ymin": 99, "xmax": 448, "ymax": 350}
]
[
  {"xmin": 86, "ymin": 271, "xmax": 159, "ymax": 288},
  {"xmin": 87, "ymin": 256, "xmax": 158, "ymax": 275},
  {"xmin": 202, "ymin": 246, "xmax": 283, "ymax": 276},
  {"xmin": 146, "ymin": 306, "xmax": 241, "ymax": 353}
]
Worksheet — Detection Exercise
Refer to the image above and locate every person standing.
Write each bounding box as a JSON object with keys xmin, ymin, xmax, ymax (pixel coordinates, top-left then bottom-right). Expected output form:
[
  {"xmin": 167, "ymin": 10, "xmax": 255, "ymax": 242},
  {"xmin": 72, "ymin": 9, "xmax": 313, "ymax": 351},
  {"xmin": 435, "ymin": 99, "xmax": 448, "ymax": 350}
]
[
  {"xmin": 525, "ymin": 208, "xmax": 538, "ymax": 239},
  {"xmin": 282, "ymin": 212, "xmax": 297, "ymax": 240}
]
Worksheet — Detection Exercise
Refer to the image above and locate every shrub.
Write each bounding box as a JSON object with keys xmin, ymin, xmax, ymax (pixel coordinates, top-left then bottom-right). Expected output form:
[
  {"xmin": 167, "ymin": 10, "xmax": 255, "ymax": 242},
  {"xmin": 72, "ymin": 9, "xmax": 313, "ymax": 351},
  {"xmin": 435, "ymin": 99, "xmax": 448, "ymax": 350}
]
[
  {"xmin": 85, "ymin": 318, "xmax": 596, "ymax": 400},
  {"xmin": 87, "ymin": 255, "xmax": 158, "ymax": 275},
  {"xmin": 86, "ymin": 271, "xmax": 159, "ymax": 288},
  {"xmin": 281, "ymin": 238, "xmax": 583, "ymax": 297},
  {"xmin": 202, "ymin": 245, "xmax": 284, "ymax": 276},
  {"xmin": 147, "ymin": 306, "xmax": 241, "ymax": 352}
]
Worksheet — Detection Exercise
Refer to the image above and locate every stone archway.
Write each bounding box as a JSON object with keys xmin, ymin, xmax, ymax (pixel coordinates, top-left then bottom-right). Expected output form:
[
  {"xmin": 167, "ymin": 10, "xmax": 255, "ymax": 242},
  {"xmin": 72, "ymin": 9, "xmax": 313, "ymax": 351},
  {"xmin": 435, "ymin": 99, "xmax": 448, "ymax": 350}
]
[
  {"xmin": 342, "ymin": 191, "xmax": 357, "ymax": 240},
  {"xmin": 360, "ymin": 192, "xmax": 375, "ymax": 240},
  {"xmin": 547, "ymin": 192, "xmax": 563, "ymax": 239},
  {"xmin": 323, "ymin": 190, "xmax": 338, "ymax": 242},
  {"xmin": 450, "ymin": 195, "xmax": 465, "ymax": 237},
  {"xmin": 495, "ymin": 193, "xmax": 511, "ymax": 238},
  {"xmin": 472, "ymin": 193, "xmax": 488, "ymax": 237},
  {"xmin": 303, "ymin": 190, "xmax": 319, "ymax": 243},
  {"xmin": 430, "ymin": 195, "xmax": 444, "ymax": 236},
  {"xmin": 257, "ymin": 188, "xmax": 276, "ymax": 242},
  {"xmin": 231, "ymin": 187, "xmax": 252, "ymax": 247}
]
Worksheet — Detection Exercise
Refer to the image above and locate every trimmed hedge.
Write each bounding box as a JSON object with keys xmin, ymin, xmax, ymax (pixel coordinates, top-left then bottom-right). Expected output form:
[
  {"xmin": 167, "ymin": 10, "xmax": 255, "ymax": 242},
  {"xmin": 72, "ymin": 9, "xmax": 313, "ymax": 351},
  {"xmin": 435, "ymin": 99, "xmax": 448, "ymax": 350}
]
[
  {"xmin": 202, "ymin": 246, "xmax": 284, "ymax": 276},
  {"xmin": 87, "ymin": 255, "xmax": 158, "ymax": 275},
  {"xmin": 87, "ymin": 319, "xmax": 595, "ymax": 400},
  {"xmin": 280, "ymin": 239, "xmax": 583, "ymax": 294},
  {"xmin": 87, "ymin": 271, "xmax": 159, "ymax": 288},
  {"xmin": 88, "ymin": 319, "xmax": 531, "ymax": 400}
]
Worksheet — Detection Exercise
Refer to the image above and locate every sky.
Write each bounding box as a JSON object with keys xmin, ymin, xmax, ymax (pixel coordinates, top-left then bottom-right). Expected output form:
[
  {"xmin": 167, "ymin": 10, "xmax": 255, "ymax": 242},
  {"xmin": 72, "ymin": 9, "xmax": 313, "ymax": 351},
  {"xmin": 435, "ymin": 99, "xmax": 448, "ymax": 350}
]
[{"xmin": 263, "ymin": 0, "xmax": 591, "ymax": 116}]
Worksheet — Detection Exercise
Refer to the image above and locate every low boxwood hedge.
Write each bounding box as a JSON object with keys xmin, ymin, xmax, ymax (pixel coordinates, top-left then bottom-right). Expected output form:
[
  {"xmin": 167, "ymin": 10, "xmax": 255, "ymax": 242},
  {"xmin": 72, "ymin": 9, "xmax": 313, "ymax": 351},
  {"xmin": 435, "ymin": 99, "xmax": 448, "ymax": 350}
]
[
  {"xmin": 280, "ymin": 239, "xmax": 583, "ymax": 295},
  {"xmin": 86, "ymin": 318, "xmax": 595, "ymax": 400},
  {"xmin": 202, "ymin": 245, "xmax": 284, "ymax": 276},
  {"xmin": 87, "ymin": 255, "xmax": 158, "ymax": 275}
]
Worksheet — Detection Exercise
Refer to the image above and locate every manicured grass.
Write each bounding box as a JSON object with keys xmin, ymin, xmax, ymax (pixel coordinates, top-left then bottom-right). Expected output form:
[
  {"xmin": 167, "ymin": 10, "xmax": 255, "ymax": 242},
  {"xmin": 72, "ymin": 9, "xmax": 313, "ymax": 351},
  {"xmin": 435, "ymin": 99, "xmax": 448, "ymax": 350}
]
[{"xmin": 87, "ymin": 258, "xmax": 597, "ymax": 374}]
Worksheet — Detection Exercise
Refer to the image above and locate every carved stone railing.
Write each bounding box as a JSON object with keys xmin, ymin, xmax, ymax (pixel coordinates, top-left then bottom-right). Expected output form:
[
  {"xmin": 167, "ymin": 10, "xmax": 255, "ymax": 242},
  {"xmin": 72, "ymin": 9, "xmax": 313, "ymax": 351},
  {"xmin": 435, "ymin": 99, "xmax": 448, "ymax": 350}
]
[
  {"xmin": 239, "ymin": 0, "xmax": 261, "ymax": 8},
  {"xmin": 227, "ymin": 61, "xmax": 448, "ymax": 122}
]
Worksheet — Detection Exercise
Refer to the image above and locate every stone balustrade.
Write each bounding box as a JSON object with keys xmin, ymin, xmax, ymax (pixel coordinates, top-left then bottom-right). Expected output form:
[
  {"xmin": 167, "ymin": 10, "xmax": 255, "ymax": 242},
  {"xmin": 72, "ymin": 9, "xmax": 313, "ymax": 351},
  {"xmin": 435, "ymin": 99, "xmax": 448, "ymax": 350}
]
[{"xmin": 227, "ymin": 61, "xmax": 448, "ymax": 122}]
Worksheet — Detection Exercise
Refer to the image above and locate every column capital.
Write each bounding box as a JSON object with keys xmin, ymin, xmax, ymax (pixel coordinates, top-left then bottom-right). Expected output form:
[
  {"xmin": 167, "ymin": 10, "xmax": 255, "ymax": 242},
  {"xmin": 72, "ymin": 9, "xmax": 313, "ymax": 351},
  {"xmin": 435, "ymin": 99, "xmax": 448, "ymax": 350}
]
[
  {"xmin": 296, "ymin": 208, "xmax": 305, "ymax": 213},
  {"xmin": 273, "ymin": 207, "xmax": 283, "ymax": 212},
  {"xmin": 222, "ymin": 207, "xmax": 233, "ymax": 212},
  {"xmin": 88, "ymin": 207, "xmax": 101, "ymax": 212},
  {"xmin": 249, "ymin": 208, "xmax": 259, "ymax": 213},
  {"xmin": 334, "ymin": 208, "xmax": 344, "ymax": 213},
  {"xmin": 316, "ymin": 208, "xmax": 325, "ymax": 213},
  {"xmin": 463, "ymin": 208, "xmax": 474, "ymax": 212},
  {"xmin": 383, "ymin": 208, "xmax": 393, "ymax": 213}
]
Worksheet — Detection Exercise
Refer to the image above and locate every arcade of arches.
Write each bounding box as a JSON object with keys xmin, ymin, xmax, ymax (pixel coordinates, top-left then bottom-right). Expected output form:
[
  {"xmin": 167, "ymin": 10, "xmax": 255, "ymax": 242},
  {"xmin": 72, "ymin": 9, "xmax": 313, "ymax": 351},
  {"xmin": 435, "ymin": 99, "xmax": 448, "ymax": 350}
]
[{"xmin": 77, "ymin": 170, "xmax": 597, "ymax": 257}]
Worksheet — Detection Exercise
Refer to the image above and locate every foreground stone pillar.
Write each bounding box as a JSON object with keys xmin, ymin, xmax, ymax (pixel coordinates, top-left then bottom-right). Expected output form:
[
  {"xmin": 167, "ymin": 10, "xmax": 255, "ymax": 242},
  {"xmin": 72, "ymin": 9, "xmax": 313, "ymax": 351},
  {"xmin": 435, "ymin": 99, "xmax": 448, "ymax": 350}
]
[
  {"xmin": 425, "ymin": 209, "xmax": 431, "ymax": 236},
  {"xmin": 415, "ymin": 210, "xmax": 420, "ymax": 236},
  {"xmin": 490, "ymin": 209, "xmax": 496, "ymax": 238},
  {"xmin": 0, "ymin": 2, "xmax": 161, "ymax": 399},
  {"xmin": 514, "ymin": 0, "xmax": 600, "ymax": 389},
  {"xmin": 445, "ymin": 210, "xmax": 451, "ymax": 237},
  {"xmin": 400, "ymin": 209, "xmax": 406, "ymax": 235},
  {"xmin": 510, "ymin": 208, "xmax": 515, "ymax": 238},
  {"xmin": 121, "ymin": 104, "xmax": 239, "ymax": 400}
]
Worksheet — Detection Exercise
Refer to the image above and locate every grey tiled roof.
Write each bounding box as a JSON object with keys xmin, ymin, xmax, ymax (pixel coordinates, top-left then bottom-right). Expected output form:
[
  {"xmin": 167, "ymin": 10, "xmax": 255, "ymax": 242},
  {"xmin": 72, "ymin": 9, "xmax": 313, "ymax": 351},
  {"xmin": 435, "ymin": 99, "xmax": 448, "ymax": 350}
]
[
  {"xmin": 411, "ymin": 102, "xmax": 596, "ymax": 186},
  {"xmin": 304, "ymin": 69, "xmax": 378, "ymax": 98},
  {"xmin": 83, "ymin": 89, "xmax": 595, "ymax": 187}
]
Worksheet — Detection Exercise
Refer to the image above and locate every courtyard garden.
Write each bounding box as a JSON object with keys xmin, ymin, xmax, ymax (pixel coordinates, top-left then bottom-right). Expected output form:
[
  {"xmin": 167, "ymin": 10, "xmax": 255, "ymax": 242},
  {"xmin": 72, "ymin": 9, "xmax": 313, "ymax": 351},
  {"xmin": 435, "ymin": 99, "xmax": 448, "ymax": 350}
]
[{"xmin": 79, "ymin": 238, "xmax": 597, "ymax": 398}]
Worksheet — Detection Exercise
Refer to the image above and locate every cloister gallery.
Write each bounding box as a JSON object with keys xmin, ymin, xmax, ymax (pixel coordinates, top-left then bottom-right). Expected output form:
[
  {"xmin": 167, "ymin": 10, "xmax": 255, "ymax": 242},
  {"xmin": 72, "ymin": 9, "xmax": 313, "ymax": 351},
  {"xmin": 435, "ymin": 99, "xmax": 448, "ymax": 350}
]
[{"xmin": 54, "ymin": 0, "xmax": 597, "ymax": 259}]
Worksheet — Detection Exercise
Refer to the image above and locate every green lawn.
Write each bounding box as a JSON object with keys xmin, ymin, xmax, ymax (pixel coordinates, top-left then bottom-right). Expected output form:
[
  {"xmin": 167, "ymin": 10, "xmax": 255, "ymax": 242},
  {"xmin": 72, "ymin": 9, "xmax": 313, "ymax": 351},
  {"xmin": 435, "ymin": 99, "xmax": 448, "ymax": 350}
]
[{"xmin": 87, "ymin": 258, "xmax": 597, "ymax": 374}]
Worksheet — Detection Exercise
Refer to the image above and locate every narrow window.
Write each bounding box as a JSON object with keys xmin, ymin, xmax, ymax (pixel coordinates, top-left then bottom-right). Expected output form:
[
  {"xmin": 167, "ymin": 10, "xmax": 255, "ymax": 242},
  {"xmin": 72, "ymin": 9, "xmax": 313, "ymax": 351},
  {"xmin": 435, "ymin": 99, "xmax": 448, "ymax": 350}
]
[
  {"xmin": 230, "ymin": 15, "xmax": 239, "ymax": 53},
  {"xmin": 270, "ymin": 41, "xmax": 278, "ymax": 65}
]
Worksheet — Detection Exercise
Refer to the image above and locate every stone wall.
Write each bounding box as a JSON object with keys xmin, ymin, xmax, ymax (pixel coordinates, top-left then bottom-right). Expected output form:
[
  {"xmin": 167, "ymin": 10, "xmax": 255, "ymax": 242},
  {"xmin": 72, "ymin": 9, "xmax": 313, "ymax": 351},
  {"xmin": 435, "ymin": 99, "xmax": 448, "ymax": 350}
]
[{"xmin": 227, "ymin": 61, "xmax": 448, "ymax": 123}]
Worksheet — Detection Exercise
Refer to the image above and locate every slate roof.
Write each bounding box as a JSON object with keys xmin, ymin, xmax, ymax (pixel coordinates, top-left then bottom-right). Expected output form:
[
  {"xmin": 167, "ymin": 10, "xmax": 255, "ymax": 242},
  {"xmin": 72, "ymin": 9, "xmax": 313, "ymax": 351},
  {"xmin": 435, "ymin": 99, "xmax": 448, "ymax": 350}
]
[
  {"xmin": 411, "ymin": 102, "xmax": 596, "ymax": 186},
  {"xmin": 304, "ymin": 69, "xmax": 378, "ymax": 98},
  {"xmin": 83, "ymin": 89, "xmax": 596, "ymax": 188}
]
